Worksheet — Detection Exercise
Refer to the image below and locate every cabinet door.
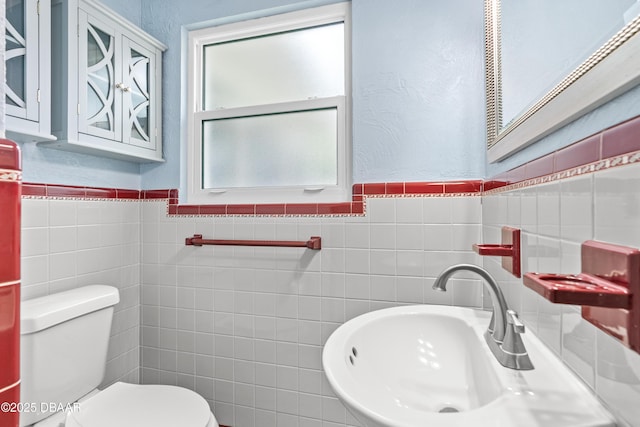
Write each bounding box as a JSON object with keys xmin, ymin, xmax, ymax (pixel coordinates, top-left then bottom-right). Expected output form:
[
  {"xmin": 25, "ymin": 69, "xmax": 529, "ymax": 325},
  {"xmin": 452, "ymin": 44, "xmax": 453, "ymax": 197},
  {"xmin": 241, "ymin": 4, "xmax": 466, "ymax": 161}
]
[
  {"xmin": 5, "ymin": 0, "xmax": 39, "ymax": 122},
  {"xmin": 77, "ymin": 9, "xmax": 122, "ymax": 142},
  {"xmin": 122, "ymin": 37, "xmax": 156, "ymax": 150}
]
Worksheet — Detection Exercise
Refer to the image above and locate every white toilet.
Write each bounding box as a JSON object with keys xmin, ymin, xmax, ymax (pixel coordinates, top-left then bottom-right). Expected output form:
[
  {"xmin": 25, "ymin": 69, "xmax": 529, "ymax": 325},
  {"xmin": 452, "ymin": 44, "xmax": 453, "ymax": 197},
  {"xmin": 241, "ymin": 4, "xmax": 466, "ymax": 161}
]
[{"xmin": 20, "ymin": 285, "xmax": 219, "ymax": 427}]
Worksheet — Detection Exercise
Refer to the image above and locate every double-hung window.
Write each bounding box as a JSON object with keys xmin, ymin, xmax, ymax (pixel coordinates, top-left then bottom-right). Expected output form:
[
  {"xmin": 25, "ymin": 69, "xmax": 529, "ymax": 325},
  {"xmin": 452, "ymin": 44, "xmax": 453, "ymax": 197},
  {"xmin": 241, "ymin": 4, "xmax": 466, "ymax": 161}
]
[{"xmin": 187, "ymin": 3, "xmax": 351, "ymax": 204}]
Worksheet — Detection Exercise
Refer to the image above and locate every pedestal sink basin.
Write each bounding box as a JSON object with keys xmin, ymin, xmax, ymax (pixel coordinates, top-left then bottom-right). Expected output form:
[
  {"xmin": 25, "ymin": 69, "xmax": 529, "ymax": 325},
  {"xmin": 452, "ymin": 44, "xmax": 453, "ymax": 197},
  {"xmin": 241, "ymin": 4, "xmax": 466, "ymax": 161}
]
[{"xmin": 322, "ymin": 305, "xmax": 616, "ymax": 427}]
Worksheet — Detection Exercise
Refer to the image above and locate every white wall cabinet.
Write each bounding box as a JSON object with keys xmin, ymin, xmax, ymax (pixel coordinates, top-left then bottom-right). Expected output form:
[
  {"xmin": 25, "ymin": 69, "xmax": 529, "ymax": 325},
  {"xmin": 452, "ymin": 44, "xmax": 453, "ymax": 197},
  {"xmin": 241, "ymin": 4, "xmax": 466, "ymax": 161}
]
[
  {"xmin": 42, "ymin": 0, "xmax": 167, "ymax": 162},
  {"xmin": 5, "ymin": 0, "xmax": 54, "ymax": 142}
]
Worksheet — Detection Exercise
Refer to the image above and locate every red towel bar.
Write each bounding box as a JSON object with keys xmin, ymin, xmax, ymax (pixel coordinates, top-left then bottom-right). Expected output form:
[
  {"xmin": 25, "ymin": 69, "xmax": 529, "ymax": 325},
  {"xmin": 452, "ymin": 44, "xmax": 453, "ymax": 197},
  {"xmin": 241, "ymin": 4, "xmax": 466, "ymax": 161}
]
[{"xmin": 185, "ymin": 234, "xmax": 321, "ymax": 250}]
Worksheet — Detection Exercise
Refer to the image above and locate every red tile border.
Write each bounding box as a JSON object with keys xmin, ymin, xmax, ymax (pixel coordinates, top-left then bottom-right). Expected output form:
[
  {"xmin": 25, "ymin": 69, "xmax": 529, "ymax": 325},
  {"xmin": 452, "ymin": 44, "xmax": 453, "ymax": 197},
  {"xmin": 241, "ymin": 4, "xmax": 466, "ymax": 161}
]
[
  {"xmin": 227, "ymin": 204, "xmax": 256, "ymax": 215},
  {"xmin": 0, "ymin": 284, "xmax": 20, "ymax": 388},
  {"xmin": 255, "ymin": 204, "xmax": 286, "ymax": 215},
  {"xmin": 0, "ymin": 384, "xmax": 20, "ymax": 427},
  {"xmin": 0, "ymin": 182, "xmax": 21, "ymax": 283},
  {"xmin": 116, "ymin": 189, "xmax": 141, "ymax": 200},
  {"xmin": 46, "ymin": 185, "xmax": 88, "ymax": 198},
  {"xmin": 143, "ymin": 189, "xmax": 172, "ymax": 199},
  {"xmin": 318, "ymin": 202, "xmax": 353, "ymax": 215},
  {"xmin": 445, "ymin": 180, "xmax": 483, "ymax": 193},
  {"xmin": 21, "ymin": 180, "xmax": 483, "ymax": 217},
  {"xmin": 524, "ymin": 155, "xmax": 554, "ymax": 179},
  {"xmin": 285, "ymin": 203, "xmax": 318, "ymax": 215},
  {"xmin": 20, "ymin": 111, "xmax": 640, "ymax": 216},
  {"xmin": 404, "ymin": 182, "xmax": 444, "ymax": 194},
  {"xmin": 16, "ymin": 112, "xmax": 640, "ymax": 215},
  {"xmin": 363, "ymin": 182, "xmax": 386, "ymax": 195},
  {"xmin": 199, "ymin": 205, "xmax": 227, "ymax": 215},
  {"xmin": 0, "ymin": 139, "xmax": 21, "ymax": 171},
  {"xmin": 555, "ymin": 134, "xmax": 601, "ymax": 172},
  {"xmin": 84, "ymin": 187, "xmax": 118, "ymax": 199},
  {"xmin": 486, "ymin": 113, "xmax": 640, "ymax": 190},
  {"xmin": 22, "ymin": 183, "xmax": 46, "ymax": 197},
  {"xmin": 385, "ymin": 182, "xmax": 405, "ymax": 195},
  {"xmin": 175, "ymin": 205, "xmax": 201, "ymax": 215},
  {"xmin": 602, "ymin": 115, "xmax": 640, "ymax": 159}
]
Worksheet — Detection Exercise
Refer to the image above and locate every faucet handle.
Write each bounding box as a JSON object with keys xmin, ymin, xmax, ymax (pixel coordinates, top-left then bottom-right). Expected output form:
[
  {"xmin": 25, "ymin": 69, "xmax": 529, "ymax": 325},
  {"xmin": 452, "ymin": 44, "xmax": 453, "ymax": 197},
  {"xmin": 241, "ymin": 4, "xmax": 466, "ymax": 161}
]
[
  {"xmin": 506, "ymin": 310, "xmax": 525, "ymax": 334},
  {"xmin": 500, "ymin": 309, "xmax": 534, "ymax": 370}
]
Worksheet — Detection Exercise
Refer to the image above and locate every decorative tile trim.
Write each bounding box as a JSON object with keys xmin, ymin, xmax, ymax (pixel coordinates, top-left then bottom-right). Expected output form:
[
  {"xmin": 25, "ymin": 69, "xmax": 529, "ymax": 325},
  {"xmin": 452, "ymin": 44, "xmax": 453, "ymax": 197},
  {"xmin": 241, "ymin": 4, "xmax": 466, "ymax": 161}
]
[
  {"xmin": 21, "ymin": 180, "xmax": 482, "ymax": 217},
  {"xmin": 0, "ymin": 170, "xmax": 21, "ymax": 182},
  {"xmin": 486, "ymin": 114, "xmax": 640, "ymax": 193},
  {"xmin": 22, "ymin": 183, "xmax": 141, "ymax": 200},
  {"xmin": 485, "ymin": 150, "xmax": 640, "ymax": 196}
]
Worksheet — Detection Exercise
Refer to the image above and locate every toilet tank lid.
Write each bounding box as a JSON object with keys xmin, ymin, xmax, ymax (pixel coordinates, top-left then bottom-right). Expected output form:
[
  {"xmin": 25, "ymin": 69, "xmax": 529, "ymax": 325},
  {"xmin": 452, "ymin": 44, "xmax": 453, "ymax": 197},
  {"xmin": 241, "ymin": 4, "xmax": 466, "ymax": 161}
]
[{"xmin": 21, "ymin": 285, "xmax": 120, "ymax": 334}]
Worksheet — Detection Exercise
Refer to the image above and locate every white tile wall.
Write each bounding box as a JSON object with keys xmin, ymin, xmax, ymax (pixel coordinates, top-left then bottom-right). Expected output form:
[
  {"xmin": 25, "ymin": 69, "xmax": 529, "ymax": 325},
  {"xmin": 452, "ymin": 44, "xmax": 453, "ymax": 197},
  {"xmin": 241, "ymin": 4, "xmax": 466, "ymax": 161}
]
[
  {"xmin": 140, "ymin": 196, "xmax": 483, "ymax": 427},
  {"xmin": 482, "ymin": 163, "xmax": 640, "ymax": 427},
  {"xmin": 21, "ymin": 198, "xmax": 141, "ymax": 387},
  {"xmin": 25, "ymin": 169, "xmax": 640, "ymax": 427}
]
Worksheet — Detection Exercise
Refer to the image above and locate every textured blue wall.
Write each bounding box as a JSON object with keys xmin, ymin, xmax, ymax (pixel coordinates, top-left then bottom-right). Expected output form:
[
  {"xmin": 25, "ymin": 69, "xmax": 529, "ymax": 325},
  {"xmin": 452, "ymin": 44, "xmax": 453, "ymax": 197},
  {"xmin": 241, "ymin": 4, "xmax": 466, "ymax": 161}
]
[
  {"xmin": 24, "ymin": 0, "xmax": 636, "ymax": 188},
  {"xmin": 139, "ymin": 0, "xmax": 487, "ymax": 191},
  {"xmin": 351, "ymin": 0, "xmax": 485, "ymax": 183}
]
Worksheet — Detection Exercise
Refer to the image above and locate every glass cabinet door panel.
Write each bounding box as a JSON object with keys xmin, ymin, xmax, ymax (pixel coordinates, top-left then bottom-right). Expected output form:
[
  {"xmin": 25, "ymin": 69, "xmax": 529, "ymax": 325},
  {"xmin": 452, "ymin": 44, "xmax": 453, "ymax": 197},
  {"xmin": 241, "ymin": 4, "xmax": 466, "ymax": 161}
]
[
  {"xmin": 78, "ymin": 10, "xmax": 121, "ymax": 141},
  {"xmin": 5, "ymin": 0, "xmax": 37, "ymax": 121},
  {"xmin": 122, "ymin": 37, "xmax": 155, "ymax": 149},
  {"xmin": 86, "ymin": 25, "xmax": 115, "ymax": 130}
]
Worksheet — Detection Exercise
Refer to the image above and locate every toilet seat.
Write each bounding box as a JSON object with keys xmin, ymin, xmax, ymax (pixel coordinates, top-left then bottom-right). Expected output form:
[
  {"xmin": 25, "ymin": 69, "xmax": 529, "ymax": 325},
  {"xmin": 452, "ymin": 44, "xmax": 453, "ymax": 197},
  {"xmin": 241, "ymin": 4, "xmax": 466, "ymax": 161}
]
[{"xmin": 64, "ymin": 382, "xmax": 215, "ymax": 427}]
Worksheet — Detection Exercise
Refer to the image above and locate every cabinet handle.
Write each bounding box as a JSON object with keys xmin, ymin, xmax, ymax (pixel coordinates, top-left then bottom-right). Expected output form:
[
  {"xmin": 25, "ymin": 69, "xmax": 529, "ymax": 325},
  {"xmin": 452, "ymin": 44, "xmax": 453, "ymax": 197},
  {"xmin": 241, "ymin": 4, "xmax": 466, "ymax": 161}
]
[{"xmin": 115, "ymin": 83, "xmax": 131, "ymax": 92}]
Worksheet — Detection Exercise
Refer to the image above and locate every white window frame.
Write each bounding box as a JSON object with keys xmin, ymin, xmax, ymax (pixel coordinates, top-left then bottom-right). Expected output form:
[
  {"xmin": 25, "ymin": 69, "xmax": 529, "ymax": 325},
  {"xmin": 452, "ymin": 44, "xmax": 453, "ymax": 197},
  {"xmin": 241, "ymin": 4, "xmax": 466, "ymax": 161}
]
[{"xmin": 186, "ymin": 3, "xmax": 351, "ymax": 205}]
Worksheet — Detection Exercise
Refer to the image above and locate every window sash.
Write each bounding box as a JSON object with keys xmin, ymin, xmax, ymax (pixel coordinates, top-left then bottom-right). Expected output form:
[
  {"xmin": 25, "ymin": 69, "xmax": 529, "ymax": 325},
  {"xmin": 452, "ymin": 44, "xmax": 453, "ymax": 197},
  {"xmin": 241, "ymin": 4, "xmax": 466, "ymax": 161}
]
[{"xmin": 190, "ymin": 96, "xmax": 348, "ymax": 204}]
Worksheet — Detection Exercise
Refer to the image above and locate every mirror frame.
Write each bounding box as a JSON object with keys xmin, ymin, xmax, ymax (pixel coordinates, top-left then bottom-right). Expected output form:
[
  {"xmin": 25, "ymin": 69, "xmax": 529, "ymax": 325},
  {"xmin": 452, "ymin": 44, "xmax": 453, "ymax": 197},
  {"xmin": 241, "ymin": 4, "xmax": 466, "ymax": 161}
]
[{"xmin": 485, "ymin": 0, "xmax": 640, "ymax": 162}]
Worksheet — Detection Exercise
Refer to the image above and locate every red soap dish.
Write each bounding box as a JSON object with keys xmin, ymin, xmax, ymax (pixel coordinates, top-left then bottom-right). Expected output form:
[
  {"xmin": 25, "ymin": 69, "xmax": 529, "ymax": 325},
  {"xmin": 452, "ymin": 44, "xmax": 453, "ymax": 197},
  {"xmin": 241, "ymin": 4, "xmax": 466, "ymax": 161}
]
[
  {"xmin": 524, "ymin": 240, "xmax": 640, "ymax": 354},
  {"xmin": 472, "ymin": 244, "xmax": 514, "ymax": 257},
  {"xmin": 523, "ymin": 272, "xmax": 631, "ymax": 309},
  {"xmin": 473, "ymin": 226, "xmax": 521, "ymax": 278}
]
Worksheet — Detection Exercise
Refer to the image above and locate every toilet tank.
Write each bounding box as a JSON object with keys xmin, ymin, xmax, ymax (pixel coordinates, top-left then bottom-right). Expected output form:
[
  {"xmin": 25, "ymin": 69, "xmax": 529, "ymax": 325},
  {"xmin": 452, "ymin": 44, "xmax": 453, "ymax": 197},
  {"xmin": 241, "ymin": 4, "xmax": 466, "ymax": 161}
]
[{"xmin": 20, "ymin": 285, "xmax": 120, "ymax": 426}]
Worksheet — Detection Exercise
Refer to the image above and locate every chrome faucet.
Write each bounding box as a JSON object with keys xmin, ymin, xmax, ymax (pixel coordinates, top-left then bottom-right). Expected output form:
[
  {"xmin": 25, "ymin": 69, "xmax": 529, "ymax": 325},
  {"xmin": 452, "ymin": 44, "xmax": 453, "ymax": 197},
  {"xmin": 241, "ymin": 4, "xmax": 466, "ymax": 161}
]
[{"xmin": 433, "ymin": 264, "xmax": 534, "ymax": 370}]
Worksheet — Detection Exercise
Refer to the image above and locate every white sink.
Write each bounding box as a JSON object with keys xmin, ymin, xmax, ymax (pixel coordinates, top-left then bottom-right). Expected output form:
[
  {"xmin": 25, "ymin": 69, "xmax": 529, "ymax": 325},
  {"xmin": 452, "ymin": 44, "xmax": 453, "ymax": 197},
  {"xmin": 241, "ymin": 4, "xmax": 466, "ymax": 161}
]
[{"xmin": 322, "ymin": 305, "xmax": 616, "ymax": 427}]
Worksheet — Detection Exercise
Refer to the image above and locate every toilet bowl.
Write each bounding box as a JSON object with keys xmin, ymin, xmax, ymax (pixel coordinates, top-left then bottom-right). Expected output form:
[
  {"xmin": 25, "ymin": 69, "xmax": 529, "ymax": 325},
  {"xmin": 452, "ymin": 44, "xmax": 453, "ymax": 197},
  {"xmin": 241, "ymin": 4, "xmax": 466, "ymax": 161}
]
[
  {"xmin": 33, "ymin": 383, "xmax": 218, "ymax": 427},
  {"xmin": 20, "ymin": 285, "xmax": 219, "ymax": 427},
  {"xmin": 63, "ymin": 383, "xmax": 216, "ymax": 427}
]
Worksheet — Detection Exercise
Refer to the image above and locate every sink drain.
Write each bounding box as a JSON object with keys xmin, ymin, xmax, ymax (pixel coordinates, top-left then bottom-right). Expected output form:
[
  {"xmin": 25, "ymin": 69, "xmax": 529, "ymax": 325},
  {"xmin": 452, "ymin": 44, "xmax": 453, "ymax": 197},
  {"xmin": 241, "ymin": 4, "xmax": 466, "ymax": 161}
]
[{"xmin": 438, "ymin": 406, "xmax": 460, "ymax": 413}]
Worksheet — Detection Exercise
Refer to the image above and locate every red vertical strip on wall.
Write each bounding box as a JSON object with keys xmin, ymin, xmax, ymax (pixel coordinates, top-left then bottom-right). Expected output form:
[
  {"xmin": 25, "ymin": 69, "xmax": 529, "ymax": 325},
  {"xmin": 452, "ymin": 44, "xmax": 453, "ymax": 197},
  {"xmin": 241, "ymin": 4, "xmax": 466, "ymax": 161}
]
[{"xmin": 0, "ymin": 139, "xmax": 22, "ymax": 427}]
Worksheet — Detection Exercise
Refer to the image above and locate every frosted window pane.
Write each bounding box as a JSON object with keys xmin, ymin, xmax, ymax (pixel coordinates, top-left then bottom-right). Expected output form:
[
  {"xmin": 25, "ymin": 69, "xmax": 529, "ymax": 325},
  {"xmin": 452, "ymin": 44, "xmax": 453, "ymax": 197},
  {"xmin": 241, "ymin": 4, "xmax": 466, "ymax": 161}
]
[
  {"xmin": 202, "ymin": 109, "xmax": 338, "ymax": 189},
  {"xmin": 203, "ymin": 23, "xmax": 344, "ymax": 109}
]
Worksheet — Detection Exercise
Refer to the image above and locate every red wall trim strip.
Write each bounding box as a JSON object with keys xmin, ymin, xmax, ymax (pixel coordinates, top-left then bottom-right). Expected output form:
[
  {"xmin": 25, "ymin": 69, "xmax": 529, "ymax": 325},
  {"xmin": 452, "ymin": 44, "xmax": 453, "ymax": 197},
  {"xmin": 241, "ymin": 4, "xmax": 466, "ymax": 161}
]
[
  {"xmin": 486, "ymin": 114, "xmax": 640, "ymax": 190},
  {"xmin": 0, "ymin": 140, "xmax": 20, "ymax": 427},
  {"xmin": 0, "ymin": 139, "xmax": 21, "ymax": 171},
  {"xmin": 20, "ymin": 112, "xmax": 640, "ymax": 214},
  {"xmin": 21, "ymin": 179, "xmax": 483, "ymax": 217}
]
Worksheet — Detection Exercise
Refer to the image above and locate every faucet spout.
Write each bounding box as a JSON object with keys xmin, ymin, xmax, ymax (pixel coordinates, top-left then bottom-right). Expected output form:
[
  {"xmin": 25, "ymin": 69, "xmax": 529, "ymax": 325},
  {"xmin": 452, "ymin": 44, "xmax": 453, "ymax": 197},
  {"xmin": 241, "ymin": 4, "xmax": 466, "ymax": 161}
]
[
  {"xmin": 433, "ymin": 263, "xmax": 508, "ymax": 342},
  {"xmin": 433, "ymin": 264, "xmax": 534, "ymax": 370}
]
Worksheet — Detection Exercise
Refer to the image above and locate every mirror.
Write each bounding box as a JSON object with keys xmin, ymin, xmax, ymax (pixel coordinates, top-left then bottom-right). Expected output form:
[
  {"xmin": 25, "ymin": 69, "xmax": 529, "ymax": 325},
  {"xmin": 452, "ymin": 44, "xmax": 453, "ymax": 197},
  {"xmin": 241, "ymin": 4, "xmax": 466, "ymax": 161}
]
[{"xmin": 485, "ymin": 0, "xmax": 640, "ymax": 162}]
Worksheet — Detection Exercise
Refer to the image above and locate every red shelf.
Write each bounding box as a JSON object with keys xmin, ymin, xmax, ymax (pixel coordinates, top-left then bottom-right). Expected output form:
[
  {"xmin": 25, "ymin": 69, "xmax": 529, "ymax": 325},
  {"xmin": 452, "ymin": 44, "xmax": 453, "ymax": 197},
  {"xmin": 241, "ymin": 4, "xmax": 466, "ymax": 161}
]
[
  {"xmin": 473, "ymin": 226, "xmax": 521, "ymax": 278},
  {"xmin": 523, "ymin": 272, "xmax": 631, "ymax": 308},
  {"xmin": 524, "ymin": 240, "xmax": 640, "ymax": 355},
  {"xmin": 473, "ymin": 244, "xmax": 514, "ymax": 257}
]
